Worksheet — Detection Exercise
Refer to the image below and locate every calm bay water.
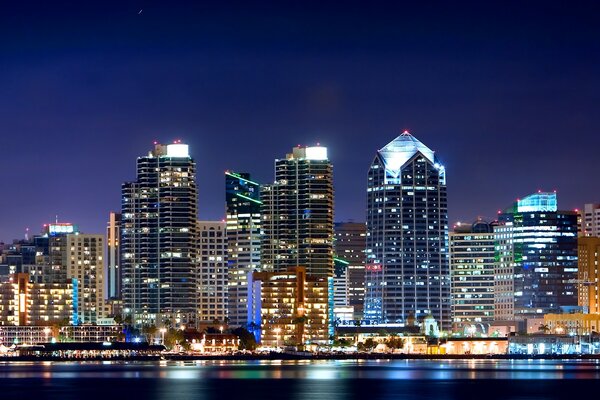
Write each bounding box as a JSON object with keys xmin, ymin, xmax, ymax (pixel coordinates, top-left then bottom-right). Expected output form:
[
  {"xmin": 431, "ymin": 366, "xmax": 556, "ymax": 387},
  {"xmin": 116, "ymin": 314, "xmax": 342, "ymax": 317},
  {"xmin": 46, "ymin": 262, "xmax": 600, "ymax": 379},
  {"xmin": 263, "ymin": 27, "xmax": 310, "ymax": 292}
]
[{"xmin": 1, "ymin": 359, "xmax": 600, "ymax": 399}]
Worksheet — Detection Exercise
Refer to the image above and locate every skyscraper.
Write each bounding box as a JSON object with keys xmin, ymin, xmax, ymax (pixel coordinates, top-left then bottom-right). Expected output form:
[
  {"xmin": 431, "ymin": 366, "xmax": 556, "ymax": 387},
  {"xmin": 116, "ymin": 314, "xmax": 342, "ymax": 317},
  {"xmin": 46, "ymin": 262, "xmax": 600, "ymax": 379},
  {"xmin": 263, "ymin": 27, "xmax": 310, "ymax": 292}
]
[
  {"xmin": 494, "ymin": 192, "xmax": 578, "ymax": 320},
  {"xmin": 261, "ymin": 145, "xmax": 334, "ymax": 277},
  {"xmin": 333, "ymin": 222, "xmax": 366, "ymax": 318},
  {"xmin": 449, "ymin": 220, "xmax": 496, "ymax": 328},
  {"xmin": 106, "ymin": 212, "xmax": 121, "ymax": 299},
  {"xmin": 121, "ymin": 142, "xmax": 198, "ymax": 327},
  {"xmin": 225, "ymin": 171, "xmax": 261, "ymax": 327},
  {"xmin": 364, "ymin": 131, "xmax": 449, "ymax": 327},
  {"xmin": 577, "ymin": 237, "xmax": 600, "ymax": 314},
  {"xmin": 197, "ymin": 220, "xmax": 228, "ymax": 324}
]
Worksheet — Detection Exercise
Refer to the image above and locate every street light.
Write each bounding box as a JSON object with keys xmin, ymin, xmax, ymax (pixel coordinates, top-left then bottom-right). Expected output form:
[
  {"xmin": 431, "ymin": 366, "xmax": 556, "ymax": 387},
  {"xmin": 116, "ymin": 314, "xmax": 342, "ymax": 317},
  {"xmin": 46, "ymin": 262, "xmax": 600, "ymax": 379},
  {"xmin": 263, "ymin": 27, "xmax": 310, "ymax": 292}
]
[{"xmin": 219, "ymin": 326, "xmax": 224, "ymax": 334}]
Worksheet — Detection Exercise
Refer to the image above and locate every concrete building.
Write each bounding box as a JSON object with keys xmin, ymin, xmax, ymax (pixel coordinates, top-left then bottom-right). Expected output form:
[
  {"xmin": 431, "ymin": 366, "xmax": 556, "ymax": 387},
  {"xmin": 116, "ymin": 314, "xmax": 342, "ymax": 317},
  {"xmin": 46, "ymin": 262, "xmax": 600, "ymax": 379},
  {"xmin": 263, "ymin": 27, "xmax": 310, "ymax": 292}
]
[
  {"xmin": 494, "ymin": 192, "xmax": 578, "ymax": 320},
  {"xmin": 106, "ymin": 212, "xmax": 121, "ymax": 299},
  {"xmin": 364, "ymin": 131, "xmax": 449, "ymax": 327},
  {"xmin": 334, "ymin": 222, "xmax": 366, "ymax": 318},
  {"xmin": 260, "ymin": 145, "xmax": 334, "ymax": 278},
  {"xmin": 578, "ymin": 237, "xmax": 600, "ymax": 313},
  {"xmin": 0, "ymin": 273, "xmax": 76, "ymax": 326},
  {"xmin": 121, "ymin": 142, "xmax": 198, "ymax": 327},
  {"xmin": 449, "ymin": 220, "xmax": 496, "ymax": 328},
  {"xmin": 225, "ymin": 171, "xmax": 261, "ymax": 327},
  {"xmin": 197, "ymin": 221, "xmax": 228, "ymax": 324},
  {"xmin": 252, "ymin": 267, "xmax": 330, "ymax": 347},
  {"xmin": 65, "ymin": 234, "xmax": 106, "ymax": 324},
  {"xmin": 578, "ymin": 203, "xmax": 600, "ymax": 237}
]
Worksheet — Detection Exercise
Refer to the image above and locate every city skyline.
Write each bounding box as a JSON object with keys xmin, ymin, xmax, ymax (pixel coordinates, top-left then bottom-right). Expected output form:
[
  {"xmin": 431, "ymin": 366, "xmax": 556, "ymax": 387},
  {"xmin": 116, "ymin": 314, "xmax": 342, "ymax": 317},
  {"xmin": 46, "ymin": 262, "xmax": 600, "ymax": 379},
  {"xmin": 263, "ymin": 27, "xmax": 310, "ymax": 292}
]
[{"xmin": 1, "ymin": 2, "xmax": 600, "ymax": 242}]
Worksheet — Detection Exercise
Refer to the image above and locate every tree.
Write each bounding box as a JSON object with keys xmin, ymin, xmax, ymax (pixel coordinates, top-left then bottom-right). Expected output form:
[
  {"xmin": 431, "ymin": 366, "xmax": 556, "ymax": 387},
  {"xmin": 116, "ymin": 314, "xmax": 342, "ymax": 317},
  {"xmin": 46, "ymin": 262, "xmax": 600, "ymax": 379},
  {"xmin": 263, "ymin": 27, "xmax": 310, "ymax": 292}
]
[
  {"xmin": 357, "ymin": 338, "xmax": 376, "ymax": 352},
  {"xmin": 385, "ymin": 336, "xmax": 405, "ymax": 350},
  {"xmin": 539, "ymin": 324, "xmax": 550, "ymax": 334},
  {"xmin": 232, "ymin": 327, "xmax": 257, "ymax": 351},
  {"xmin": 141, "ymin": 325, "xmax": 158, "ymax": 343}
]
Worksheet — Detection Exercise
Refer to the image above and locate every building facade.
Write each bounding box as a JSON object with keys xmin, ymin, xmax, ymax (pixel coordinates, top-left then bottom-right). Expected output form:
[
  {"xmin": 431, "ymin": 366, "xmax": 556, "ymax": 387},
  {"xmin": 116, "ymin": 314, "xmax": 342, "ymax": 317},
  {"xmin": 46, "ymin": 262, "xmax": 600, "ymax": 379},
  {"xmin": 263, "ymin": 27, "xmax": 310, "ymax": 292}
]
[
  {"xmin": 197, "ymin": 221, "xmax": 228, "ymax": 324},
  {"xmin": 121, "ymin": 142, "xmax": 198, "ymax": 327},
  {"xmin": 260, "ymin": 145, "xmax": 334, "ymax": 278},
  {"xmin": 106, "ymin": 212, "xmax": 122, "ymax": 299},
  {"xmin": 252, "ymin": 267, "xmax": 329, "ymax": 347},
  {"xmin": 579, "ymin": 203, "xmax": 600, "ymax": 237},
  {"xmin": 334, "ymin": 222, "xmax": 366, "ymax": 318},
  {"xmin": 449, "ymin": 220, "xmax": 496, "ymax": 327},
  {"xmin": 364, "ymin": 131, "xmax": 449, "ymax": 327},
  {"xmin": 494, "ymin": 192, "xmax": 578, "ymax": 320},
  {"xmin": 0, "ymin": 273, "xmax": 76, "ymax": 326},
  {"xmin": 578, "ymin": 237, "xmax": 600, "ymax": 314},
  {"xmin": 225, "ymin": 171, "xmax": 261, "ymax": 327},
  {"xmin": 65, "ymin": 234, "xmax": 105, "ymax": 324}
]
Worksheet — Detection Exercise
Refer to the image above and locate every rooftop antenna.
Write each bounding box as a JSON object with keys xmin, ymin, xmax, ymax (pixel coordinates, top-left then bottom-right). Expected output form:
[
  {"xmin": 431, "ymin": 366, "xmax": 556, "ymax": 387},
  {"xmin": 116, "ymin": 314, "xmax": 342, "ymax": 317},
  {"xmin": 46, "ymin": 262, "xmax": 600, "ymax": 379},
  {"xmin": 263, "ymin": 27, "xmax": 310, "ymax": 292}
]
[
  {"xmin": 55, "ymin": 215, "xmax": 59, "ymax": 224},
  {"xmin": 25, "ymin": 228, "xmax": 29, "ymax": 241}
]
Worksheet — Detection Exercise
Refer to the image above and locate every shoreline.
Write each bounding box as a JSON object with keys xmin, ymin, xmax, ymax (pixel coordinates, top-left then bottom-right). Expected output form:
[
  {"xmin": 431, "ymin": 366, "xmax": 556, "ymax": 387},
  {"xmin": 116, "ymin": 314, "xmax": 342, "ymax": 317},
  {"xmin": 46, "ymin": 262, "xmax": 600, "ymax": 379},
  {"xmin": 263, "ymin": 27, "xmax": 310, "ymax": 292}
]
[{"xmin": 1, "ymin": 353, "xmax": 600, "ymax": 362}]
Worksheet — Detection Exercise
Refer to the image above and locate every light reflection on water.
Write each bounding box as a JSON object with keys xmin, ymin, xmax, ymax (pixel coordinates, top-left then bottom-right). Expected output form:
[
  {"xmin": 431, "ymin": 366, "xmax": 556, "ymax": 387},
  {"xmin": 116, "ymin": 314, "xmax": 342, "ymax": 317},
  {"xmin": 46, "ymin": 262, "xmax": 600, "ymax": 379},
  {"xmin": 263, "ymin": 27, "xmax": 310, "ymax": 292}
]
[{"xmin": 1, "ymin": 359, "xmax": 599, "ymax": 380}]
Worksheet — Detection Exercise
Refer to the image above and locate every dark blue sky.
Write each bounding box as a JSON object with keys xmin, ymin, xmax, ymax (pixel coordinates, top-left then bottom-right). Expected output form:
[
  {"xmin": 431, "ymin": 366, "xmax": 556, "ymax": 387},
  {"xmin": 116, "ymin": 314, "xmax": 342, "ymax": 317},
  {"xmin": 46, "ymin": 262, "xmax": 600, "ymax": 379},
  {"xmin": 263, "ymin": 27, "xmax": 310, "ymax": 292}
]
[{"xmin": 1, "ymin": 1, "xmax": 599, "ymax": 241}]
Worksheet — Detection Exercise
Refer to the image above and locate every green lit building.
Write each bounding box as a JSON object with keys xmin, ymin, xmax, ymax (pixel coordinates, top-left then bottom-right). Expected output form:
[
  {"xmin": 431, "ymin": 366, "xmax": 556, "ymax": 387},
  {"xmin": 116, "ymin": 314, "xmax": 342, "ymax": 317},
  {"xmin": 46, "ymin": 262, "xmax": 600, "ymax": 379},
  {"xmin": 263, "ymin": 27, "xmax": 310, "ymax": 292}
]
[{"xmin": 494, "ymin": 192, "xmax": 578, "ymax": 320}]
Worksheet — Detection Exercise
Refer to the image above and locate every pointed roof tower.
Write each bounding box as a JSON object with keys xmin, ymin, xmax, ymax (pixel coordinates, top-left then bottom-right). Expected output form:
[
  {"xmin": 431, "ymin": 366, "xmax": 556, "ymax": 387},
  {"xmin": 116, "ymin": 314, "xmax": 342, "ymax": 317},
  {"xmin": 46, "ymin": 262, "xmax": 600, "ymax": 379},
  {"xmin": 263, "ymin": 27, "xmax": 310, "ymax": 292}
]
[{"xmin": 377, "ymin": 130, "xmax": 436, "ymax": 173}]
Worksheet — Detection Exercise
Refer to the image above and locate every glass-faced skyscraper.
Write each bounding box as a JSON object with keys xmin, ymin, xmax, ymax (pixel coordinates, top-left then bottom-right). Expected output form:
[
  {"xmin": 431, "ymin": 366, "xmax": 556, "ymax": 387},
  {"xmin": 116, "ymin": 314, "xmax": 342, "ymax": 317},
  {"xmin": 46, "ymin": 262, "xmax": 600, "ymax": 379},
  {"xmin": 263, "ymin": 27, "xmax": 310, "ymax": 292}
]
[
  {"xmin": 494, "ymin": 192, "xmax": 578, "ymax": 320},
  {"xmin": 364, "ymin": 131, "xmax": 449, "ymax": 327},
  {"xmin": 261, "ymin": 145, "xmax": 334, "ymax": 278},
  {"xmin": 121, "ymin": 142, "xmax": 198, "ymax": 327},
  {"xmin": 225, "ymin": 171, "xmax": 261, "ymax": 327}
]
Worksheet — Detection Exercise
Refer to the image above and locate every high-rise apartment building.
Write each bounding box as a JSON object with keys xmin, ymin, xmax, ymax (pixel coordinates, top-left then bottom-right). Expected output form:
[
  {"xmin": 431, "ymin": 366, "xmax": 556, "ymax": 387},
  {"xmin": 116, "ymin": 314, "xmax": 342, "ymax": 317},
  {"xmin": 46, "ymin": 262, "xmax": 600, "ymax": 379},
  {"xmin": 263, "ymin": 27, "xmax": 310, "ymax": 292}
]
[
  {"xmin": 106, "ymin": 212, "xmax": 121, "ymax": 299},
  {"xmin": 364, "ymin": 131, "xmax": 449, "ymax": 327},
  {"xmin": 333, "ymin": 222, "xmax": 366, "ymax": 317},
  {"xmin": 197, "ymin": 221, "xmax": 228, "ymax": 324},
  {"xmin": 577, "ymin": 237, "xmax": 600, "ymax": 314},
  {"xmin": 121, "ymin": 142, "xmax": 198, "ymax": 327},
  {"xmin": 261, "ymin": 145, "xmax": 334, "ymax": 278},
  {"xmin": 225, "ymin": 171, "xmax": 261, "ymax": 327},
  {"xmin": 449, "ymin": 220, "xmax": 496, "ymax": 326},
  {"xmin": 494, "ymin": 192, "xmax": 578, "ymax": 320},
  {"xmin": 65, "ymin": 234, "xmax": 105, "ymax": 324},
  {"xmin": 579, "ymin": 203, "xmax": 600, "ymax": 237}
]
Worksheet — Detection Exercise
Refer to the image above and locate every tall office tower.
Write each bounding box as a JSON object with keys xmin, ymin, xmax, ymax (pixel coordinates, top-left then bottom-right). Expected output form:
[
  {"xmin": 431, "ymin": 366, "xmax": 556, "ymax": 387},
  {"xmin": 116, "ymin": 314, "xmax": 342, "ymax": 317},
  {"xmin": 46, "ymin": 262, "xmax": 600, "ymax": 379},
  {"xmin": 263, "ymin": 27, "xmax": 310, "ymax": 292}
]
[
  {"xmin": 494, "ymin": 192, "xmax": 578, "ymax": 320},
  {"xmin": 106, "ymin": 212, "xmax": 121, "ymax": 299},
  {"xmin": 577, "ymin": 237, "xmax": 600, "ymax": 313},
  {"xmin": 65, "ymin": 234, "xmax": 105, "ymax": 324},
  {"xmin": 449, "ymin": 220, "xmax": 496, "ymax": 327},
  {"xmin": 197, "ymin": 221, "xmax": 228, "ymax": 324},
  {"xmin": 261, "ymin": 145, "xmax": 334, "ymax": 277},
  {"xmin": 579, "ymin": 203, "xmax": 600, "ymax": 237},
  {"xmin": 334, "ymin": 222, "xmax": 366, "ymax": 318},
  {"xmin": 364, "ymin": 131, "xmax": 449, "ymax": 327},
  {"xmin": 121, "ymin": 142, "xmax": 198, "ymax": 327},
  {"xmin": 225, "ymin": 171, "xmax": 261, "ymax": 327}
]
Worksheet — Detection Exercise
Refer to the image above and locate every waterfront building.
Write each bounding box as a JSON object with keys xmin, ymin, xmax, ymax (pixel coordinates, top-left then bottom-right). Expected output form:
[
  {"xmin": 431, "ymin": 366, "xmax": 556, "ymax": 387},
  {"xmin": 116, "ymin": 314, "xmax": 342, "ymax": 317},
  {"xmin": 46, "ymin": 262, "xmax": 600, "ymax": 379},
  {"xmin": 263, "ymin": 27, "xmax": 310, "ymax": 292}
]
[
  {"xmin": 121, "ymin": 142, "xmax": 198, "ymax": 327},
  {"xmin": 197, "ymin": 221, "xmax": 228, "ymax": 324},
  {"xmin": 260, "ymin": 145, "xmax": 334, "ymax": 278},
  {"xmin": 65, "ymin": 234, "xmax": 106, "ymax": 324},
  {"xmin": 251, "ymin": 267, "xmax": 330, "ymax": 347},
  {"xmin": 364, "ymin": 131, "xmax": 449, "ymax": 327},
  {"xmin": 106, "ymin": 212, "xmax": 122, "ymax": 299},
  {"xmin": 0, "ymin": 273, "xmax": 76, "ymax": 326},
  {"xmin": 449, "ymin": 220, "xmax": 496, "ymax": 328},
  {"xmin": 494, "ymin": 192, "xmax": 578, "ymax": 320},
  {"xmin": 578, "ymin": 203, "xmax": 600, "ymax": 237},
  {"xmin": 225, "ymin": 171, "xmax": 261, "ymax": 327},
  {"xmin": 334, "ymin": 222, "xmax": 366, "ymax": 318},
  {"xmin": 578, "ymin": 237, "xmax": 600, "ymax": 313}
]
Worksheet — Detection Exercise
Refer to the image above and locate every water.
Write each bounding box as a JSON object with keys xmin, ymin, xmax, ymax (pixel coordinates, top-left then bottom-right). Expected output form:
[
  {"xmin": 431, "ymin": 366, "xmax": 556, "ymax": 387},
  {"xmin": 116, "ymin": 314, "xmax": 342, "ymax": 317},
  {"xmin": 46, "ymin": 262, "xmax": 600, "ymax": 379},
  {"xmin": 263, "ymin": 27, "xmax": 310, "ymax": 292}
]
[{"xmin": 2, "ymin": 359, "xmax": 600, "ymax": 399}]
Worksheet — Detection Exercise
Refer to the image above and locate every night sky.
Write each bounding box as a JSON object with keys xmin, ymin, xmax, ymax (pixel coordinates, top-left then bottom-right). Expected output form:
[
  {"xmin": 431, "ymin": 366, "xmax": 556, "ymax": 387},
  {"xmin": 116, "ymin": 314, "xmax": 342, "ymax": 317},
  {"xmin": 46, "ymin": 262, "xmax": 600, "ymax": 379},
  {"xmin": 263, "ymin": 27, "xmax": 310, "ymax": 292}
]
[{"xmin": 1, "ymin": 1, "xmax": 599, "ymax": 242}]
